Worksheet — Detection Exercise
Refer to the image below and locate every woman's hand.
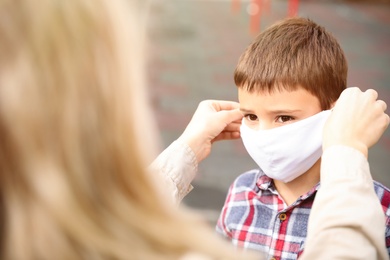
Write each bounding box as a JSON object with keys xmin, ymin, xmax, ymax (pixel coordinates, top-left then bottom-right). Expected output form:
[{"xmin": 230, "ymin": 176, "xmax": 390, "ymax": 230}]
[{"xmin": 178, "ymin": 100, "xmax": 243, "ymax": 163}]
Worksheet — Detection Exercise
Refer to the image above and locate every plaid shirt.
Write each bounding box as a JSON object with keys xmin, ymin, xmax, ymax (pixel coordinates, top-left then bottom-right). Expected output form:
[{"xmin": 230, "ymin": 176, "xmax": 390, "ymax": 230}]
[{"xmin": 216, "ymin": 168, "xmax": 390, "ymax": 260}]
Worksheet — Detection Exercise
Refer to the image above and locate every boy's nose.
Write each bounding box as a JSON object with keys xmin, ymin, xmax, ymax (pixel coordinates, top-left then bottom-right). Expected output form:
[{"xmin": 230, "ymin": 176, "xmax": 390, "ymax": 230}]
[{"xmin": 257, "ymin": 121, "xmax": 273, "ymax": 131}]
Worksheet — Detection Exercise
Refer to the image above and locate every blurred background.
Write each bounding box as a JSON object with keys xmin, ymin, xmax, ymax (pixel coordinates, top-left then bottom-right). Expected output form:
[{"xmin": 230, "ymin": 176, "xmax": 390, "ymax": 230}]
[{"xmin": 146, "ymin": 0, "xmax": 390, "ymax": 225}]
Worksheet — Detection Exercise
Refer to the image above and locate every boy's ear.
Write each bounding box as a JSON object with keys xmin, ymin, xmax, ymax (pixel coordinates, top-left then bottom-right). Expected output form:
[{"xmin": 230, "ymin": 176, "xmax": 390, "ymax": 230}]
[{"xmin": 330, "ymin": 101, "xmax": 337, "ymax": 110}]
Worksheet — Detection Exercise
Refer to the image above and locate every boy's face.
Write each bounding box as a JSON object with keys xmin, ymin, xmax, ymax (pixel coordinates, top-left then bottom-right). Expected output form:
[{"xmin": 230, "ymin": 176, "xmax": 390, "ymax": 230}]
[{"xmin": 238, "ymin": 86, "xmax": 322, "ymax": 131}]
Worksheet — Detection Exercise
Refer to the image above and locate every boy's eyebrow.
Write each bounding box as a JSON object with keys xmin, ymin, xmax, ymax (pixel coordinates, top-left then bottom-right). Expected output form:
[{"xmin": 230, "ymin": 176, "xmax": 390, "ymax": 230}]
[
  {"xmin": 240, "ymin": 108, "xmax": 301, "ymax": 114},
  {"xmin": 240, "ymin": 108, "xmax": 254, "ymax": 113},
  {"xmin": 268, "ymin": 109, "xmax": 301, "ymax": 114}
]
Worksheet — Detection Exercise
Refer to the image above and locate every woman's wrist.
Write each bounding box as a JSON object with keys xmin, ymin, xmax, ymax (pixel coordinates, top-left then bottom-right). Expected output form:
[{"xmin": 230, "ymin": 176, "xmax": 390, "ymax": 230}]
[{"xmin": 177, "ymin": 134, "xmax": 209, "ymax": 163}]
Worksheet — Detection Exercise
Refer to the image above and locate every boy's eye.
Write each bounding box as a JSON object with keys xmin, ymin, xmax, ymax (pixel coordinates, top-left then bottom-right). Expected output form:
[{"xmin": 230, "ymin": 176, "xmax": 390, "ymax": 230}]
[
  {"xmin": 245, "ymin": 114, "xmax": 258, "ymax": 121},
  {"xmin": 276, "ymin": 115, "xmax": 294, "ymax": 123}
]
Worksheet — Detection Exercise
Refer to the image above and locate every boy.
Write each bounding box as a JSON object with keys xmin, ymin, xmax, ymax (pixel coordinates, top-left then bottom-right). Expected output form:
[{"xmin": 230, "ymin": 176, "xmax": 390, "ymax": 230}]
[{"xmin": 216, "ymin": 17, "xmax": 390, "ymax": 260}]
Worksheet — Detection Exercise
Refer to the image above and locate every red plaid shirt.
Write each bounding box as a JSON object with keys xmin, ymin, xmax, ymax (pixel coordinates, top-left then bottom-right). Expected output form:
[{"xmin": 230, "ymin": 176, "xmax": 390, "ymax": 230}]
[{"xmin": 216, "ymin": 169, "xmax": 390, "ymax": 260}]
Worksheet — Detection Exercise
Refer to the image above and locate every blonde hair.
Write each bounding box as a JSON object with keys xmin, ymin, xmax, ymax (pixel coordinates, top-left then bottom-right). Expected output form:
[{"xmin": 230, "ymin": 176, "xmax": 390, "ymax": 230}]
[{"xmin": 0, "ymin": 0, "xmax": 255, "ymax": 259}]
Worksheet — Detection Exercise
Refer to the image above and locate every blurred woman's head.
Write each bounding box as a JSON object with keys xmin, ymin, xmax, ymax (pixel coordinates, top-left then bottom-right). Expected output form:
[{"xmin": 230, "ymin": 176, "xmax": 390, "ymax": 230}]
[{"xmin": 0, "ymin": 0, "xmax": 250, "ymax": 259}]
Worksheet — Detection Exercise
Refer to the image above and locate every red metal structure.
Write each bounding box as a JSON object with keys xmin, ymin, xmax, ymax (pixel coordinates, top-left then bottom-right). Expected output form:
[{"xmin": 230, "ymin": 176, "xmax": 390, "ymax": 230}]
[
  {"xmin": 232, "ymin": 0, "xmax": 300, "ymax": 34},
  {"xmin": 288, "ymin": 0, "xmax": 299, "ymax": 17}
]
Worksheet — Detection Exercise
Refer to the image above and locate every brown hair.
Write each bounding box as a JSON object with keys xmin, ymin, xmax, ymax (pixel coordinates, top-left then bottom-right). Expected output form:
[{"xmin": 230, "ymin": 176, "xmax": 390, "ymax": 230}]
[{"xmin": 234, "ymin": 17, "xmax": 348, "ymax": 109}]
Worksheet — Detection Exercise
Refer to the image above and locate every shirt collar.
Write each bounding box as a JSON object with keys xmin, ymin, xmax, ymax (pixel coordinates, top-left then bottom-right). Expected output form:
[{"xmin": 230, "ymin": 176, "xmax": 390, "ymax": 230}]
[
  {"xmin": 256, "ymin": 171, "xmax": 274, "ymax": 190},
  {"xmin": 256, "ymin": 169, "xmax": 321, "ymax": 198}
]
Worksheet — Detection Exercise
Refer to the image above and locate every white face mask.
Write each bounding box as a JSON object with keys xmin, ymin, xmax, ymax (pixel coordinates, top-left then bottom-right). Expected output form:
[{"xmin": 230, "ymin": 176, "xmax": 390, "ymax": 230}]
[{"xmin": 240, "ymin": 110, "xmax": 331, "ymax": 183}]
